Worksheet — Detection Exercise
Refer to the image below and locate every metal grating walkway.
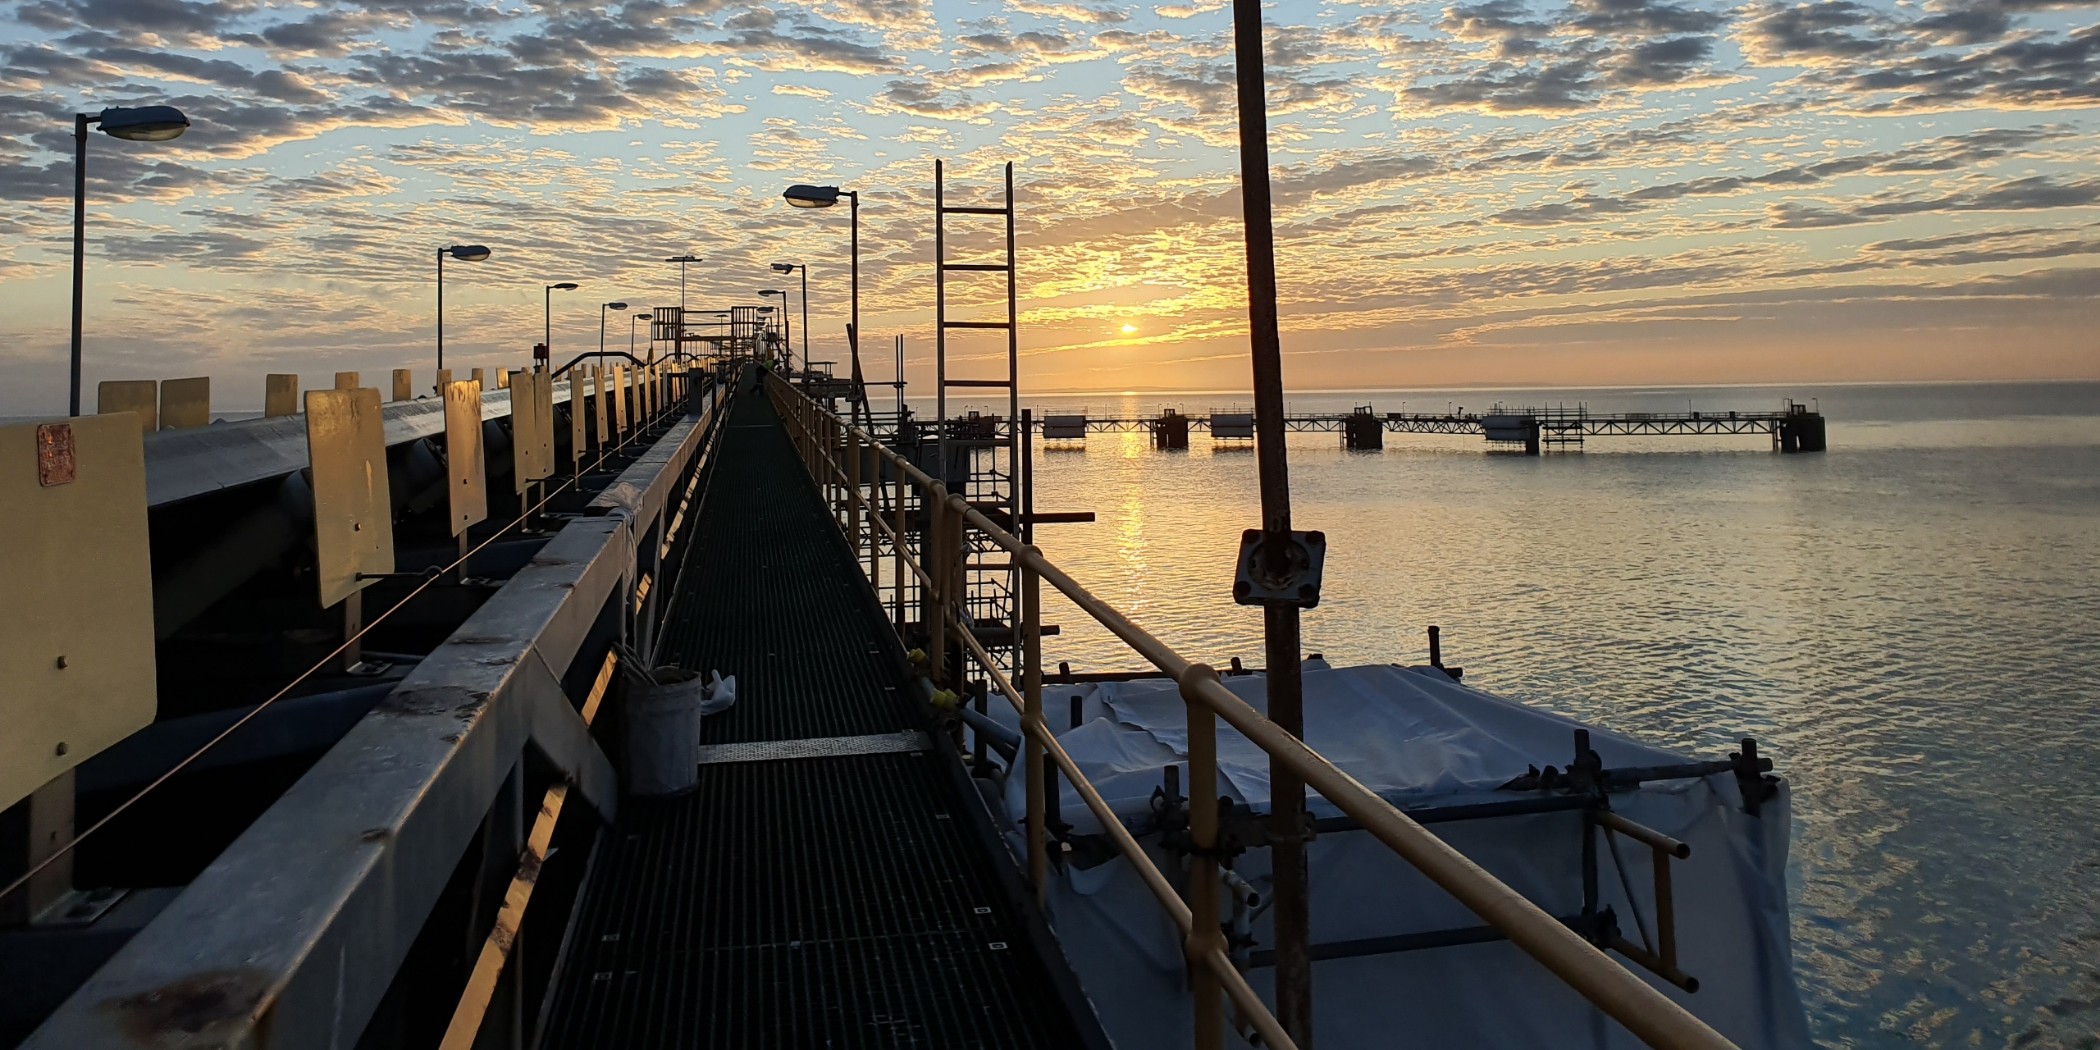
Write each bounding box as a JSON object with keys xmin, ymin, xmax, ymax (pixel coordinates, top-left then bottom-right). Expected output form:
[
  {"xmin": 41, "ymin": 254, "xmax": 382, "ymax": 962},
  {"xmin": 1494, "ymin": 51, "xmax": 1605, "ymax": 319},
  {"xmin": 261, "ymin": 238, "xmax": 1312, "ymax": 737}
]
[{"xmin": 539, "ymin": 393, "xmax": 1100, "ymax": 1049}]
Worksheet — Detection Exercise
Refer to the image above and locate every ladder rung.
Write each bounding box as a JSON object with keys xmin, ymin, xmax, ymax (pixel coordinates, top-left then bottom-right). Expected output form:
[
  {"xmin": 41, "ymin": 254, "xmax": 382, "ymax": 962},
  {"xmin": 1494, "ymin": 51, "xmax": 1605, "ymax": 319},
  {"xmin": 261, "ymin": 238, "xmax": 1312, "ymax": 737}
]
[
  {"xmin": 941, "ymin": 321, "xmax": 1010, "ymax": 330},
  {"xmin": 940, "ymin": 263, "xmax": 1011, "ymax": 272},
  {"xmin": 944, "ymin": 379, "xmax": 1011, "ymax": 388},
  {"xmin": 940, "ymin": 206, "xmax": 1009, "ymax": 215}
]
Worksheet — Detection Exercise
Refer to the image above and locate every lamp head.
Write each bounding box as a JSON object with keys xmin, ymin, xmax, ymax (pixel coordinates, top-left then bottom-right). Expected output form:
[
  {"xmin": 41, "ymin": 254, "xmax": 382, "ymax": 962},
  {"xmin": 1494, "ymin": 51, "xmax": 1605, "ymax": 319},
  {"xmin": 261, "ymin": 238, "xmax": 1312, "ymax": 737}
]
[
  {"xmin": 771, "ymin": 262, "xmax": 796, "ymax": 274},
  {"xmin": 605, "ymin": 301, "xmax": 629, "ymax": 310},
  {"xmin": 444, "ymin": 244, "xmax": 491, "ymax": 261},
  {"xmin": 634, "ymin": 311, "xmax": 651, "ymax": 319},
  {"xmin": 97, "ymin": 105, "xmax": 188, "ymax": 142},
  {"xmin": 783, "ymin": 184, "xmax": 842, "ymax": 208},
  {"xmin": 664, "ymin": 254, "xmax": 701, "ymax": 263},
  {"xmin": 550, "ymin": 282, "xmax": 579, "ymax": 291},
  {"xmin": 759, "ymin": 288, "xmax": 782, "ymax": 296}
]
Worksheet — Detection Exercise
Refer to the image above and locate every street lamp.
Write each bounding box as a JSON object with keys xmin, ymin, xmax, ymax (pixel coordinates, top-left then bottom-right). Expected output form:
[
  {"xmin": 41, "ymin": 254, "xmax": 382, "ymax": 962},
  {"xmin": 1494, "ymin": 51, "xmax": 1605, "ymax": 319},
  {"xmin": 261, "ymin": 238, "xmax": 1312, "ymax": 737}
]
[
  {"xmin": 598, "ymin": 300, "xmax": 629, "ymax": 360},
  {"xmin": 758, "ymin": 289, "xmax": 788, "ymax": 367},
  {"xmin": 69, "ymin": 104, "xmax": 189, "ymax": 416},
  {"xmin": 664, "ymin": 254, "xmax": 700, "ymax": 314},
  {"xmin": 771, "ymin": 261, "xmax": 809, "ymax": 370},
  {"xmin": 436, "ymin": 244, "xmax": 491, "ymax": 371},
  {"xmin": 545, "ymin": 282, "xmax": 579, "ymax": 362},
  {"xmin": 631, "ymin": 311, "xmax": 651, "ymax": 363},
  {"xmin": 781, "ymin": 184, "xmax": 862, "ymax": 415}
]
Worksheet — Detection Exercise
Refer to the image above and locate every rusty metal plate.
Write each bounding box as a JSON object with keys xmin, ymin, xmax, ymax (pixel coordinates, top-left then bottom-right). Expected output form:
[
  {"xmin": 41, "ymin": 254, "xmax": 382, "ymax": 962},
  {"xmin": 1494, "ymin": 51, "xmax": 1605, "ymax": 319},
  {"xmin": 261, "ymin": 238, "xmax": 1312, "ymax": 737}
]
[
  {"xmin": 391, "ymin": 369, "xmax": 412, "ymax": 403},
  {"xmin": 159, "ymin": 377, "xmax": 210, "ymax": 430},
  {"xmin": 96, "ymin": 381, "xmax": 158, "ymax": 435},
  {"xmin": 335, "ymin": 371, "xmax": 360, "ymax": 390},
  {"xmin": 36, "ymin": 423, "xmax": 75, "ymax": 486},
  {"xmin": 445, "ymin": 379, "xmax": 488, "ymax": 537},
  {"xmin": 305, "ymin": 387, "xmax": 395, "ymax": 608},
  {"xmin": 0, "ymin": 414, "xmax": 157, "ymax": 811},
  {"xmin": 265, "ymin": 374, "xmax": 300, "ymax": 418},
  {"xmin": 593, "ymin": 368, "xmax": 610, "ymax": 446}
]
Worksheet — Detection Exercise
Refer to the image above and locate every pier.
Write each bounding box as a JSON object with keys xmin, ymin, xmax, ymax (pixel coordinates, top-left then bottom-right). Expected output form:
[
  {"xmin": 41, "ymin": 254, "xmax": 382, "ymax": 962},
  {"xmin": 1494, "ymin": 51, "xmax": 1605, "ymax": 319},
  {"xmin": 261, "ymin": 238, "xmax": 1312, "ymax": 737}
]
[
  {"xmin": 1035, "ymin": 401, "xmax": 1828, "ymax": 453},
  {"xmin": 4, "ymin": 158, "xmax": 1758, "ymax": 1050}
]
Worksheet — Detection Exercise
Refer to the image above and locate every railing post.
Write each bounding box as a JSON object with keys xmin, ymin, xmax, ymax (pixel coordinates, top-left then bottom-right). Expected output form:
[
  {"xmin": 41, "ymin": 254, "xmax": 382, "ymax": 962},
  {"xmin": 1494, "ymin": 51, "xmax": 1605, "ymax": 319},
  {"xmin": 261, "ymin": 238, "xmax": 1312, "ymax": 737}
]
[
  {"xmin": 926, "ymin": 482, "xmax": 950, "ymax": 683},
  {"xmin": 1180, "ymin": 662, "xmax": 1225, "ymax": 1050},
  {"xmin": 846, "ymin": 427, "xmax": 865, "ymax": 569},
  {"xmin": 1021, "ymin": 552, "xmax": 1047, "ymax": 906},
  {"xmin": 893, "ymin": 469, "xmax": 908, "ymax": 631}
]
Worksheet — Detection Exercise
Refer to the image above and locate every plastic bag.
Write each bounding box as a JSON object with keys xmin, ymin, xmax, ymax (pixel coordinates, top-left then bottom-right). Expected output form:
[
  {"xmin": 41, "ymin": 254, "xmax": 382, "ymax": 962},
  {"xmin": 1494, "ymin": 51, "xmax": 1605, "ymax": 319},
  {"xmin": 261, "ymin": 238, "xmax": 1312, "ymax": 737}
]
[{"xmin": 701, "ymin": 671, "xmax": 737, "ymax": 715}]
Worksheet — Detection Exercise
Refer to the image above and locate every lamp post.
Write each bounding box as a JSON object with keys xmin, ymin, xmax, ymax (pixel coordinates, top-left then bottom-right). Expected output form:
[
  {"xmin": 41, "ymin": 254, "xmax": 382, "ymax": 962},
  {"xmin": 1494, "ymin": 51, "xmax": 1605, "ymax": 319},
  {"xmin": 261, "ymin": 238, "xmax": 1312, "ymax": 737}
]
[
  {"xmin": 759, "ymin": 289, "xmax": 789, "ymax": 367},
  {"xmin": 436, "ymin": 244, "xmax": 490, "ymax": 371},
  {"xmin": 770, "ymin": 261, "xmax": 809, "ymax": 371},
  {"xmin": 70, "ymin": 104, "xmax": 189, "ymax": 416},
  {"xmin": 631, "ymin": 311, "xmax": 651, "ymax": 363},
  {"xmin": 781, "ymin": 184, "xmax": 863, "ymax": 417},
  {"xmin": 545, "ymin": 282, "xmax": 579, "ymax": 364},
  {"xmin": 598, "ymin": 300, "xmax": 629, "ymax": 362}
]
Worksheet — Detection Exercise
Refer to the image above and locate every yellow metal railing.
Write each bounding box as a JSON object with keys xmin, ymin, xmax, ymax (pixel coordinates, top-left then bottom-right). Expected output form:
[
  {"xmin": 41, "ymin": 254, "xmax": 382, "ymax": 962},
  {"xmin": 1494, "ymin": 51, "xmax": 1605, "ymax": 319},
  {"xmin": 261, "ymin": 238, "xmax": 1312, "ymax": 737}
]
[{"xmin": 764, "ymin": 374, "xmax": 1737, "ymax": 1050}]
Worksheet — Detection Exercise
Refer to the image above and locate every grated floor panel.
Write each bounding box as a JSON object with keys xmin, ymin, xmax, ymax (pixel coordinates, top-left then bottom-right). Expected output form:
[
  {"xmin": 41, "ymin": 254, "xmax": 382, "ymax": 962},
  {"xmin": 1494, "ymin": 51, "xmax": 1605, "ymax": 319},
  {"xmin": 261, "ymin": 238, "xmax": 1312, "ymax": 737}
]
[{"xmin": 538, "ymin": 394, "xmax": 1094, "ymax": 1049}]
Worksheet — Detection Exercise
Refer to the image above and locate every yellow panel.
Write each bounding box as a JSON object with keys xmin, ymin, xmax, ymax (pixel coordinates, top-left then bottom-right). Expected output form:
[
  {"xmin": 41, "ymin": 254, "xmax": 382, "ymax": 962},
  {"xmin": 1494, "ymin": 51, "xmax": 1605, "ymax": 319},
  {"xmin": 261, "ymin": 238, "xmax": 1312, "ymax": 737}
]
[
  {"xmin": 435, "ymin": 368, "xmax": 453, "ymax": 398},
  {"xmin": 97, "ymin": 381, "xmax": 157, "ymax": 435},
  {"xmin": 472, "ymin": 368, "xmax": 487, "ymax": 388},
  {"xmin": 264, "ymin": 374, "xmax": 299, "ymax": 418},
  {"xmin": 511, "ymin": 373, "xmax": 549, "ymax": 493},
  {"xmin": 0, "ymin": 415, "xmax": 157, "ymax": 811},
  {"xmin": 392, "ymin": 369, "xmax": 412, "ymax": 402},
  {"xmin": 534, "ymin": 370, "xmax": 556, "ymax": 477},
  {"xmin": 445, "ymin": 380, "xmax": 487, "ymax": 537},
  {"xmin": 497, "ymin": 370, "xmax": 511, "ymax": 390},
  {"xmin": 611, "ymin": 366, "xmax": 629, "ymax": 436},
  {"xmin": 305, "ymin": 388, "xmax": 394, "ymax": 608},
  {"xmin": 593, "ymin": 368, "xmax": 610, "ymax": 446},
  {"xmin": 567, "ymin": 375, "xmax": 586, "ymax": 472},
  {"xmin": 159, "ymin": 377, "xmax": 210, "ymax": 430},
  {"xmin": 334, "ymin": 371, "xmax": 360, "ymax": 390}
]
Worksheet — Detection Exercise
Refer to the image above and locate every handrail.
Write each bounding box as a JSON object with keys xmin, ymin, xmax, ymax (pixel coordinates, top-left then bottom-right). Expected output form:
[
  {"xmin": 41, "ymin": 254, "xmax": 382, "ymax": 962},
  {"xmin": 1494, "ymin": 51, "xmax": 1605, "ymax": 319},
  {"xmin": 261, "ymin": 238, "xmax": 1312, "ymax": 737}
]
[{"xmin": 764, "ymin": 375, "xmax": 1737, "ymax": 1050}]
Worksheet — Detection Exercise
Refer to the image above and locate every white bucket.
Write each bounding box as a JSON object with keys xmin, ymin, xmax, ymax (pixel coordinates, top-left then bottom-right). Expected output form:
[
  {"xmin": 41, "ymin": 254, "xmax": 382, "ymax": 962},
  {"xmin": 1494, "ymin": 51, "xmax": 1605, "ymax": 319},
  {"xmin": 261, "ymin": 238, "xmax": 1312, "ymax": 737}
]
[{"xmin": 623, "ymin": 667, "xmax": 705, "ymax": 797}]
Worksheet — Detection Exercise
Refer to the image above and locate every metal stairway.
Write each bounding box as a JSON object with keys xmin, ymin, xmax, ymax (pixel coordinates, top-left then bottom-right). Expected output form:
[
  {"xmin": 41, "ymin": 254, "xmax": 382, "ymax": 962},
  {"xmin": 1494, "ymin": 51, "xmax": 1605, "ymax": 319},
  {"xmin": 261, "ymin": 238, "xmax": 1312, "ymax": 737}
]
[{"xmin": 536, "ymin": 393, "xmax": 1103, "ymax": 1049}]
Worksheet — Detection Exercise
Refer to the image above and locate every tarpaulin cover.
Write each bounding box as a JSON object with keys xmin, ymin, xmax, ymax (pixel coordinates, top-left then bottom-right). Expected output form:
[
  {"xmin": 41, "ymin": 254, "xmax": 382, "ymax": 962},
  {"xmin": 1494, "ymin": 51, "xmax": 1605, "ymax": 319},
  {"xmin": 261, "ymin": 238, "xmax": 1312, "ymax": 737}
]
[{"xmin": 990, "ymin": 663, "xmax": 1813, "ymax": 1049}]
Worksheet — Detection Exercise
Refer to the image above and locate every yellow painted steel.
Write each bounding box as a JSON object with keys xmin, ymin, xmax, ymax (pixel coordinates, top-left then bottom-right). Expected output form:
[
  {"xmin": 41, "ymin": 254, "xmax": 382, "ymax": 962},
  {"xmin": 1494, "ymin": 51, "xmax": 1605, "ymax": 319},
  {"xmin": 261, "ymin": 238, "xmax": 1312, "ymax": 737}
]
[
  {"xmin": 158, "ymin": 377, "xmax": 210, "ymax": 430},
  {"xmin": 496, "ymin": 369, "xmax": 511, "ymax": 390},
  {"xmin": 434, "ymin": 368, "xmax": 453, "ymax": 398},
  {"xmin": 334, "ymin": 371, "xmax": 360, "ymax": 390},
  {"xmin": 510, "ymin": 372, "xmax": 553, "ymax": 493},
  {"xmin": 0, "ymin": 414, "xmax": 157, "ymax": 812},
  {"xmin": 391, "ymin": 368, "xmax": 412, "ymax": 402},
  {"xmin": 444, "ymin": 380, "xmax": 487, "ymax": 537},
  {"xmin": 304, "ymin": 387, "xmax": 395, "ymax": 608},
  {"xmin": 264, "ymin": 374, "xmax": 300, "ymax": 418},
  {"xmin": 471, "ymin": 368, "xmax": 487, "ymax": 389},
  {"xmin": 96, "ymin": 381, "xmax": 157, "ymax": 434},
  {"xmin": 611, "ymin": 366, "xmax": 629, "ymax": 435},
  {"xmin": 531, "ymin": 370, "xmax": 556, "ymax": 478}
]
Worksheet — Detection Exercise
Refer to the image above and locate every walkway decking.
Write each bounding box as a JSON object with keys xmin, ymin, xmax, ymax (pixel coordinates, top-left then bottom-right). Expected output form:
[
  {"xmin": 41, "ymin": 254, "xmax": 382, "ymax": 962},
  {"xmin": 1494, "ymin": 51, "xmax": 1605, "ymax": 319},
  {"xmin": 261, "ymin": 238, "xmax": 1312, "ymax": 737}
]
[{"xmin": 539, "ymin": 394, "xmax": 1100, "ymax": 1048}]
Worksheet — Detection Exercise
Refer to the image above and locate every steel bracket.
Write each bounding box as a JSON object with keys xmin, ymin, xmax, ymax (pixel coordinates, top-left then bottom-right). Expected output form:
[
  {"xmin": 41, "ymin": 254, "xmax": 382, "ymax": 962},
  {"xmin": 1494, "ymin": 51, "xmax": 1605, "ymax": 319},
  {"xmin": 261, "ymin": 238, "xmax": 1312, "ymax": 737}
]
[{"xmin": 1231, "ymin": 528, "xmax": 1326, "ymax": 608}]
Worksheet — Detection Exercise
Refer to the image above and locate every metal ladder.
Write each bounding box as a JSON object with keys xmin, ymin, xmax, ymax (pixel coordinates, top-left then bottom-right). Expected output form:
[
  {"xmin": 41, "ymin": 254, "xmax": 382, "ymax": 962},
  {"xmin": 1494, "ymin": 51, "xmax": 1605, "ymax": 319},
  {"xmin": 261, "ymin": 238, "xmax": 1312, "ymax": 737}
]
[{"xmin": 934, "ymin": 160, "xmax": 1023, "ymax": 677}]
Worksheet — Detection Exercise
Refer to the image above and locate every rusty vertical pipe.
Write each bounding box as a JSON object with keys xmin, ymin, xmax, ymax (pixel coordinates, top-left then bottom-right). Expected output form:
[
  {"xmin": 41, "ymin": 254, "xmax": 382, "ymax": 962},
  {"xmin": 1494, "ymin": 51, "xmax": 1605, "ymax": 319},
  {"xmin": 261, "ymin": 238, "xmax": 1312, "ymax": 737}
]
[
  {"xmin": 1181, "ymin": 663, "xmax": 1226, "ymax": 1050},
  {"xmin": 1022, "ymin": 555, "xmax": 1047, "ymax": 906},
  {"xmin": 1230, "ymin": 0, "xmax": 1312, "ymax": 1040}
]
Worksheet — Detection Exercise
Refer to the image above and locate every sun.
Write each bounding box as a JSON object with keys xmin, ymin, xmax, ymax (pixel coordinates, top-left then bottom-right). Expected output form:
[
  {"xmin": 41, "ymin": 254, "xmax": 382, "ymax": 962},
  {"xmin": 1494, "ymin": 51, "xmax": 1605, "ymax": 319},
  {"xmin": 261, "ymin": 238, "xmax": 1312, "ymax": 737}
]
[{"xmin": 1120, "ymin": 323, "xmax": 1137, "ymax": 334}]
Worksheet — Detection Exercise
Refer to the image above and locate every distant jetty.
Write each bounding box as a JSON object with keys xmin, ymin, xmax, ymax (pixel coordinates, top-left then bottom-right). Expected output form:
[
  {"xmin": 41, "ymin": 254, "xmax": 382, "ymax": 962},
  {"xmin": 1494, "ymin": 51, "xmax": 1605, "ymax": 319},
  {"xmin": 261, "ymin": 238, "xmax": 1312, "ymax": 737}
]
[{"xmin": 1022, "ymin": 400, "xmax": 1829, "ymax": 454}]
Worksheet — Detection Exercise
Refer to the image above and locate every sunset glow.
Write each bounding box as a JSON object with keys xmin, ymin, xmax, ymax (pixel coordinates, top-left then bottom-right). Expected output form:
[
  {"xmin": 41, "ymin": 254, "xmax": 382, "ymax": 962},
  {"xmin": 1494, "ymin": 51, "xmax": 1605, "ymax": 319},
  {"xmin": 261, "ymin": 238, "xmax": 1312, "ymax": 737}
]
[{"xmin": 1, "ymin": 0, "xmax": 2096, "ymax": 413}]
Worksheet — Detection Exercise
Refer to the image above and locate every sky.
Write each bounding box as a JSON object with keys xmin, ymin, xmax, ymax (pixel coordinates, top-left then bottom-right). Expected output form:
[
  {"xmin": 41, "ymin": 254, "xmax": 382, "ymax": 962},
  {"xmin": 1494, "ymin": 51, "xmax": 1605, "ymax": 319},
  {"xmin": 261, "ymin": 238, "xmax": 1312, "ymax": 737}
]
[{"xmin": 1, "ymin": 0, "xmax": 2097, "ymax": 414}]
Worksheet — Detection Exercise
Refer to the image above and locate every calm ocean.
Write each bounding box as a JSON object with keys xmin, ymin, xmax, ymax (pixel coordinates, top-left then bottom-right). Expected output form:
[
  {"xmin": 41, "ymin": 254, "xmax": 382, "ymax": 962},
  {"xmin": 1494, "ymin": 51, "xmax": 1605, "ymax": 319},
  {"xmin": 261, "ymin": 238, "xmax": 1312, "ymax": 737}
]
[{"xmin": 955, "ymin": 381, "xmax": 2099, "ymax": 1048}]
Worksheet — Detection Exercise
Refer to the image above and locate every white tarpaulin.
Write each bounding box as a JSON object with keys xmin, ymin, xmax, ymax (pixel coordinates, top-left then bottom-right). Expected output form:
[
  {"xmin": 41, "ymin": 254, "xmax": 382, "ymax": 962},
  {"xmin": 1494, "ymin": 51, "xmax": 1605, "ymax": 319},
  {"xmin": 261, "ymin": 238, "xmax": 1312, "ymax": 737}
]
[{"xmin": 991, "ymin": 664, "xmax": 1813, "ymax": 1049}]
